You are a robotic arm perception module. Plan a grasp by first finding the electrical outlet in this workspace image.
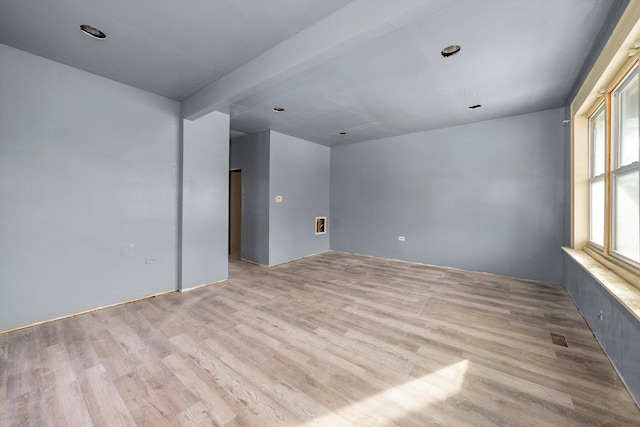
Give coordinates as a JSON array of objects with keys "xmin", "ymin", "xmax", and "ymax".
[
  {"xmin": 398, "ymin": 236, "xmax": 405, "ymax": 241},
  {"xmin": 145, "ymin": 258, "xmax": 157, "ymax": 264}
]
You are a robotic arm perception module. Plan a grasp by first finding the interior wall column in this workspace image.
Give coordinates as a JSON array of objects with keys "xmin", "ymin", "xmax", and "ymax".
[{"xmin": 181, "ymin": 111, "xmax": 230, "ymax": 290}]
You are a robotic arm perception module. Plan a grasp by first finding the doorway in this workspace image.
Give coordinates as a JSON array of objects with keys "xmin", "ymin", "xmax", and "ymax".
[{"xmin": 229, "ymin": 170, "xmax": 241, "ymax": 255}]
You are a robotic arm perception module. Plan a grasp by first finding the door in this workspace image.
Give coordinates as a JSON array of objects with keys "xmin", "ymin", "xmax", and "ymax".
[{"xmin": 229, "ymin": 170, "xmax": 241, "ymax": 255}]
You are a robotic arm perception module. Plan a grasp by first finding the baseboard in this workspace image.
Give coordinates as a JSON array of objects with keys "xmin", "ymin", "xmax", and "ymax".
[{"xmin": 0, "ymin": 289, "xmax": 176, "ymax": 335}]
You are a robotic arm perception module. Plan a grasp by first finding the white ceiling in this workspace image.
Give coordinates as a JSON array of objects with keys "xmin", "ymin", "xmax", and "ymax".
[{"xmin": 0, "ymin": 0, "xmax": 621, "ymax": 146}]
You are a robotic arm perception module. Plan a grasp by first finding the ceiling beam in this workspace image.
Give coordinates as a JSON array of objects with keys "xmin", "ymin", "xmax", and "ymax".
[{"xmin": 181, "ymin": 0, "xmax": 457, "ymax": 120}]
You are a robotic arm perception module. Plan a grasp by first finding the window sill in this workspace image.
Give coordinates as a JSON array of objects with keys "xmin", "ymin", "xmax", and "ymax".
[
  {"xmin": 582, "ymin": 243, "xmax": 640, "ymax": 289},
  {"xmin": 563, "ymin": 247, "xmax": 640, "ymax": 322}
]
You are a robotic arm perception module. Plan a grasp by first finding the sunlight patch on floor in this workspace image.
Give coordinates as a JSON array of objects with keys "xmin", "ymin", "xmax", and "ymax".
[{"xmin": 300, "ymin": 359, "xmax": 469, "ymax": 426}]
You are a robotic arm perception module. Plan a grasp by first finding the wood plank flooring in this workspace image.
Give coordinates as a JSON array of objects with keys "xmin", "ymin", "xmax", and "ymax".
[{"xmin": 1, "ymin": 251, "xmax": 639, "ymax": 426}]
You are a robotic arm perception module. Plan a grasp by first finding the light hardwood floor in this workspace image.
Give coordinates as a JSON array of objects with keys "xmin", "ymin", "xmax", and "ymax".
[{"xmin": 1, "ymin": 251, "xmax": 639, "ymax": 426}]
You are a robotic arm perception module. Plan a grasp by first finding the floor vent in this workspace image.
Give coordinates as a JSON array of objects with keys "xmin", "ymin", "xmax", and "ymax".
[{"xmin": 550, "ymin": 332, "xmax": 568, "ymax": 347}]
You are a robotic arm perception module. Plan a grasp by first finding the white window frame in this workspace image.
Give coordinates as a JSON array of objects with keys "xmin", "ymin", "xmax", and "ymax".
[
  {"xmin": 588, "ymin": 103, "xmax": 606, "ymax": 249},
  {"xmin": 610, "ymin": 66, "xmax": 640, "ymax": 264}
]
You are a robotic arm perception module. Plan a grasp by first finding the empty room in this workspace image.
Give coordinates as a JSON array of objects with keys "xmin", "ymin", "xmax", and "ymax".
[{"xmin": 2, "ymin": 0, "xmax": 640, "ymax": 425}]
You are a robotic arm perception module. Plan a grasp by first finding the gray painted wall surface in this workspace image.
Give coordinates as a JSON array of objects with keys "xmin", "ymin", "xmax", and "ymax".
[
  {"xmin": 563, "ymin": 253, "xmax": 640, "ymax": 405},
  {"xmin": 565, "ymin": 0, "xmax": 629, "ymax": 105},
  {"xmin": 229, "ymin": 136, "xmax": 242, "ymax": 170},
  {"xmin": 0, "ymin": 44, "xmax": 181, "ymax": 330},
  {"xmin": 181, "ymin": 111, "xmax": 230, "ymax": 289},
  {"xmin": 230, "ymin": 131, "xmax": 270, "ymax": 265},
  {"xmin": 269, "ymin": 131, "xmax": 330, "ymax": 266},
  {"xmin": 330, "ymin": 108, "xmax": 565, "ymax": 283}
]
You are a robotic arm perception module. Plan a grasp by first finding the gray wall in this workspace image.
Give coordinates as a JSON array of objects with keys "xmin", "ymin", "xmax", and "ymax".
[
  {"xmin": 230, "ymin": 130, "xmax": 330, "ymax": 266},
  {"xmin": 565, "ymin": 0, "xmax": 629, "ymax": 105},
  {"xmin": 182, "ymin": 111, "xmax": 230, "ymax": 289},
  {"xmin": 229, "ymin": 135, "xmax": 243, "ymax": 170},
  {"xmin": 230, "ymin": 131, "xmax": 270, "ymax": 265},
  {"xmin": 269, "ymin": 131, "xmax": 330, "ymax": 266},
  {"xmin": 330, "ymin": 108, "xmax": 565, "ymax": 283},
  {"xmin": 563, "ymin": 253, "xmax": 640, "ymax": 405},
  {"xmin": 0, "ymin": 44, "xmax": 181, "ymax": 330}
]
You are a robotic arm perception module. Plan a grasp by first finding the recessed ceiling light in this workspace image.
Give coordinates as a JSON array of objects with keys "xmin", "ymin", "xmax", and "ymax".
[
  {"xmin": 79, "ymin": 24, "xmax": 106, "ymax": 40},
  {"xmin": 441, "ymin": 45, "xmax": 461, "ymax": 57},
  {"xmin": 338, "ymin": 132, "xmax": 347, "ymax": 135},
  {"xmin": 273, "ymin": 107, "xmax": 285, "ymax": 112},
  {"xmin": 468, "ymin": 104, "xmax": 482, "ymax": 110}
]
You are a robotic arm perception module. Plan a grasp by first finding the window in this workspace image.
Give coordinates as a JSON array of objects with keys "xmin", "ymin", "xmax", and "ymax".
[
  {"xmin": 611, "ymin": 68, "xmax": 639, "ymax": 262},
  {"xmin": 570, "ymin": 7, "xmax": 640, "ymax": 292},
  {"xmin": 589, "ymin": 104, "xmax": 606, "ymax": 247},
  {"xmin": 587, "ymin": 63, "xmax": 640, "ymax": 268}
]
